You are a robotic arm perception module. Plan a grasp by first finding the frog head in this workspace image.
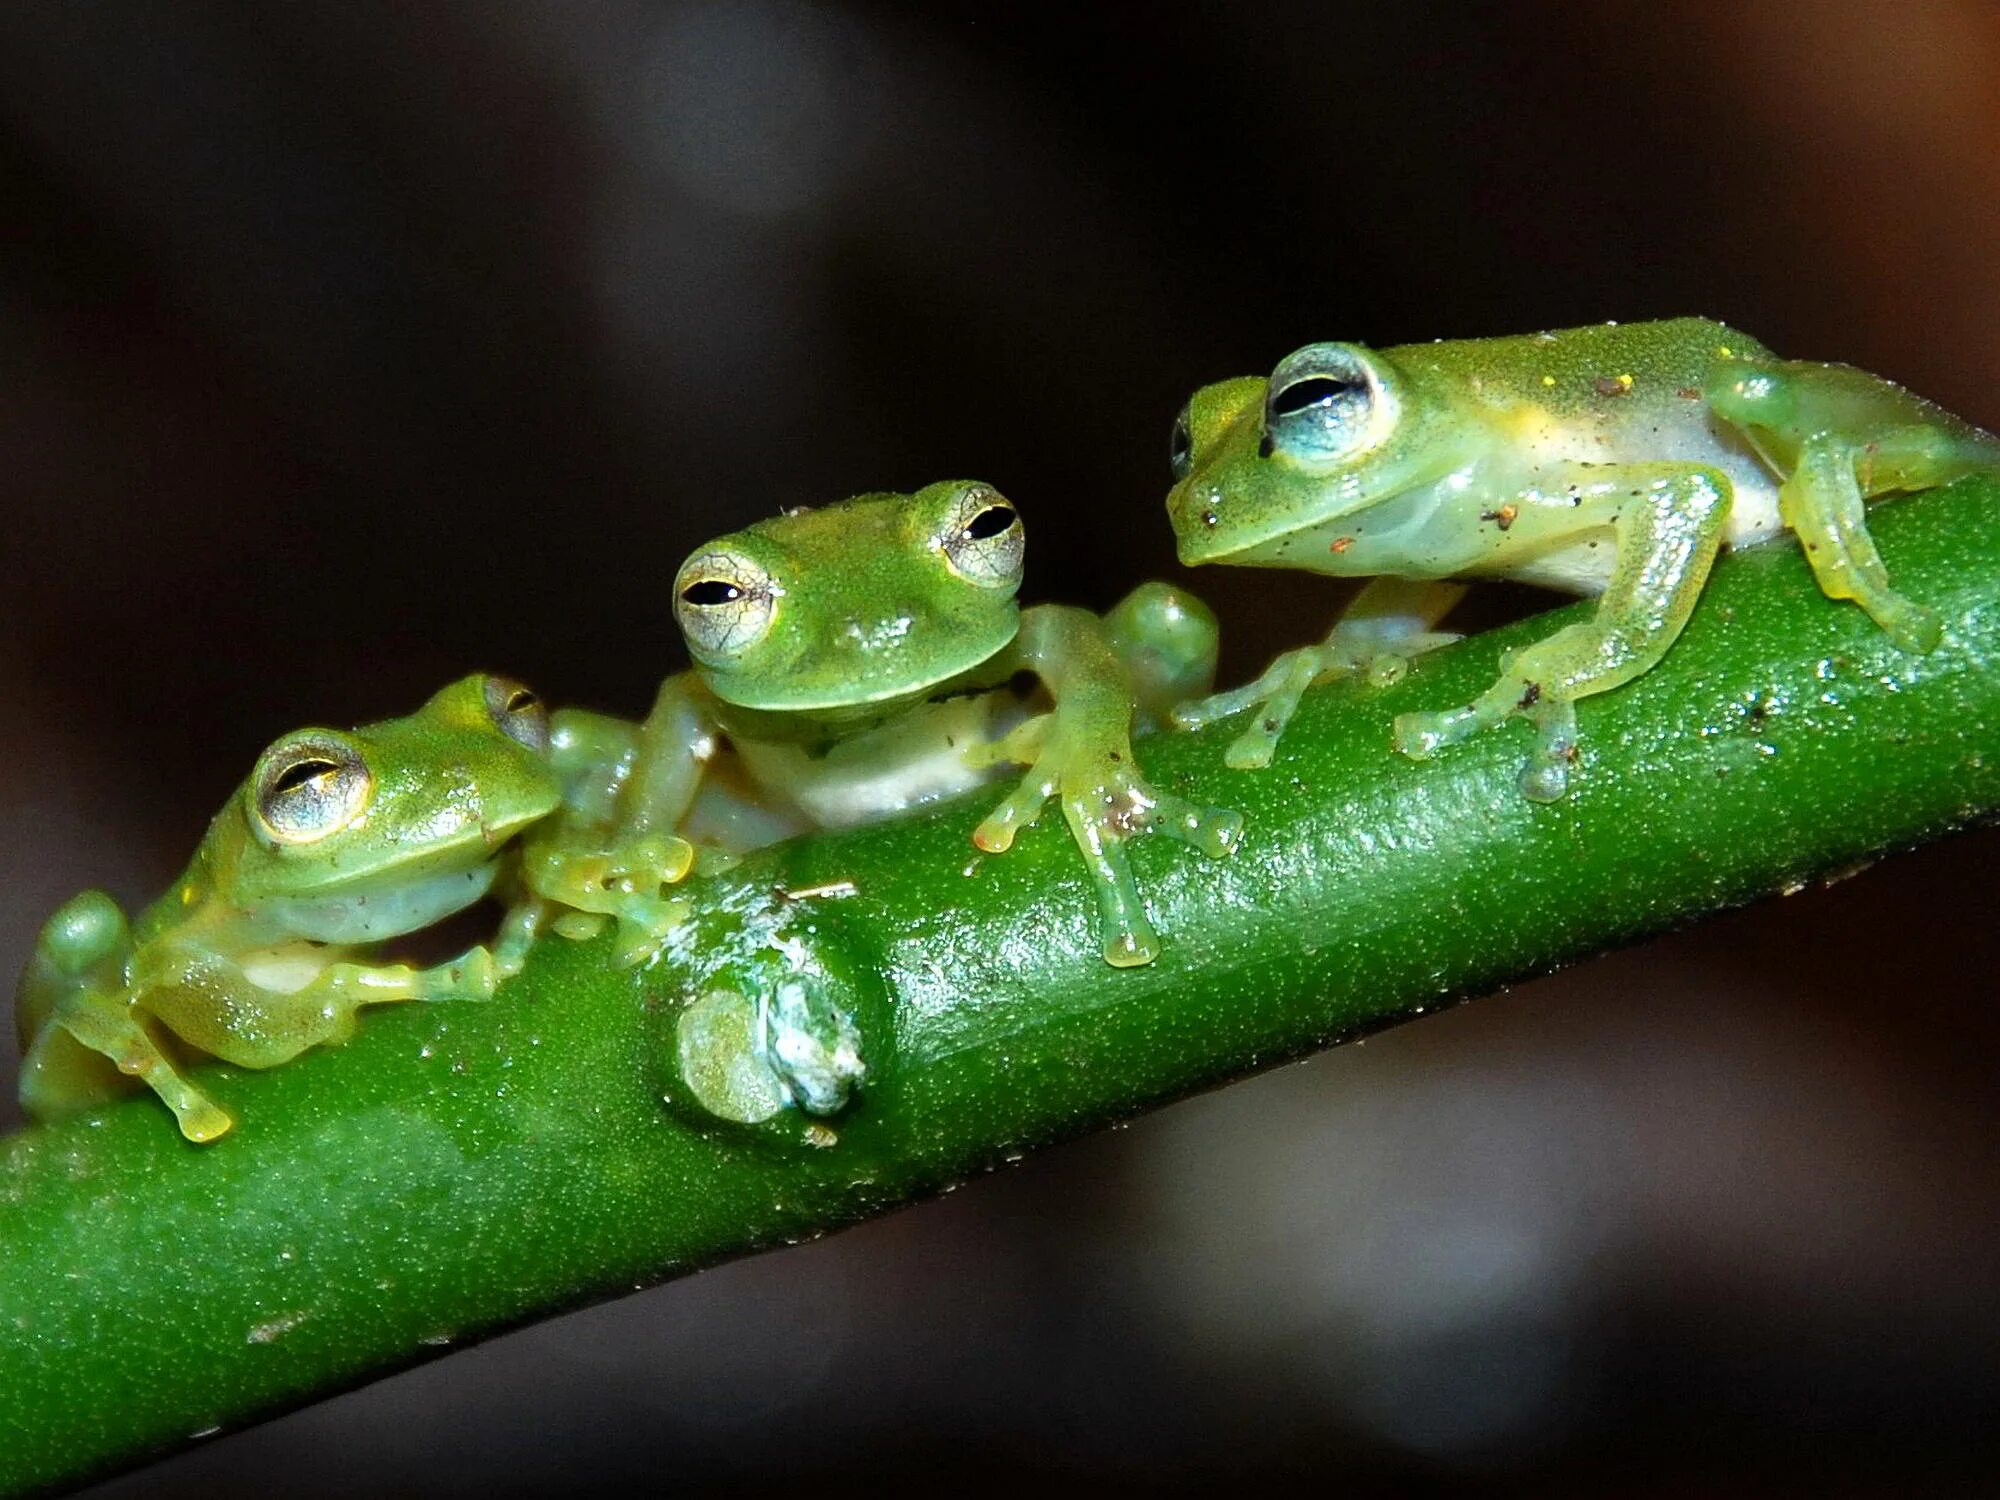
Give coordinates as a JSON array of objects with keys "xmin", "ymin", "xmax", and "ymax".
[
  {"xmin": 1166, "ymin": 342, "xmax": 1463, "ymax": 568},
  {"xmin": 673, "ymin": 479, "xmax": 1025, "ymax": 716},
  {"xmin": 193, "ymin": 674, "xmax": 562, "ymax": 942}
]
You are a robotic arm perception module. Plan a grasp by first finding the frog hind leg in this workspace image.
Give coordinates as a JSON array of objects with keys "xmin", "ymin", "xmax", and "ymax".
[
  {"xmin": 1777, "ymin": 432, "xmax": 1943, "ymax": 652},
  {"xmin": 27, "ymin": 994, "xmax": 234, "ymax": 1141},
  {"xmin": 1394, "ymin": 464, "xmax": 1732, "ymax": 802},
  {"xmin": 1174, "ymin": 575, "xmax": 1466, "ymax": 769},
  {"xmin": 515, "ymin": 833, "xmax": 694, "ymax": 966},
  {"xmin": 1706, "ymin": 354, "xmax": 2000, "ymax": 653},
  {"xmin": 16, "ymin": 893, "xmax": 234, "ymax": 1139},
  {"xmin": 1101, "ymin": 581, "xmax": 1221, "ymax": 729}
]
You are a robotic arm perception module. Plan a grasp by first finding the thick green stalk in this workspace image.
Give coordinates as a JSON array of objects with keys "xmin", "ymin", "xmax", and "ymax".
[{"xmin": 1, "ymin": 482, "xmax": 1994, "ymax": 1495}]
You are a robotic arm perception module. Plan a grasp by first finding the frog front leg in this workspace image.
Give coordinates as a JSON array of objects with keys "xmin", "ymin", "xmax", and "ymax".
[
  {"xmin": 1393, "ymin": 463, "xmax": 1732, "ymax": 801},
  {"xmin": 513, "ymin": 695, "xmax": 705, "ymax": 965},
  {"xmin": 1174, "ymin": 575, "xmax": 1467, "ymax": 769},
  {"xmin": 137, "ymin": 943, "xmax": 506, "ymax": 1080},
  {"xmin": 967, "ymin": 603, "xmax": 1244, "ymax": 967}
]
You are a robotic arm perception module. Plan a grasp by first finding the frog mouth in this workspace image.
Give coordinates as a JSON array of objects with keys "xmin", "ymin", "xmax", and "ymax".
[
  {"xmin": 705, "ymin": 618, "xmax": 1022, "ymax": 715},
  {"xmin": 260, "ymin": 791, "xmax": 556, "ymax": 947}
]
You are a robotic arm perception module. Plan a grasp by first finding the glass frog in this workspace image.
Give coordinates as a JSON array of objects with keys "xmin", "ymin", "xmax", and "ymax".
[
  {"xmin": 15, "ymin": 674, "xmax": 562, "ymax": 1141},
  {"xmin": 1166, "ymin": 317, "xmax": 1998, "ymax": 800},
  {"xmin": 531, "ymin": 480, "xmax": 1243, "ymax": 968}
]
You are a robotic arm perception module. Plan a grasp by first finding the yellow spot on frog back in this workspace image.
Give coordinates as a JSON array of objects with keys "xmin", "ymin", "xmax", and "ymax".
[{"xmin": 1540, "ymin": 374, "xmax": 1556, "ymax": 387}]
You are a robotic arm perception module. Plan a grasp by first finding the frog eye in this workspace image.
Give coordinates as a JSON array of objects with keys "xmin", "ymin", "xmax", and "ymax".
[
  {"xmin": 482, "ymin": 675, "xmax": 550, "ymax": 755},
  {"xmin": 251, "ymin": 732, "xmax": 374, "ymax": 846},
  {"xmin": 675, "ymin": 550, "xmax": 778, "ymax": 660},
  {"xmin": 1262, "ymin": 343, "xmax": 1394, "ymax": 464},
  {"xmin": 1168, "ymin": 404, "xmax": 1193, "ymax": 481},
  {"xmin": 939, "ymin": 483, "xmax": 1024, "ymax": 589}
]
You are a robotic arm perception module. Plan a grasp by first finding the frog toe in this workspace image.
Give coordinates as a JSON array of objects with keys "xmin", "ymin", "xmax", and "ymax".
[
  {"xmin": 1222, "ymin": 722, "xmax": 1282, "ymax": 770},
  {"xmin": 1392, "ymin": 706, "xmax": 1476, "ymax": 760},
  {"xmin": 1151, "ymin": 792, "xmax": 1244, "ymax": 858},
  {"xmin": 1102, "ymin": 924, "xmax": 1160, "ymax": 969},
  {"xmin": 1170, "ymin": 683, "xmax": 1259, "ymax": 732},
  {"xmin": 1879, "ymin": 596, "xmax": 1944, "ymax": 654}
]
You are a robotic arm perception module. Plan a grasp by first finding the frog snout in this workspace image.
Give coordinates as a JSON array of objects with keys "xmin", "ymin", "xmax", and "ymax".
[{"xmin": 1169, "ymin": 483, "xmax": 1226, "ymax": 562}]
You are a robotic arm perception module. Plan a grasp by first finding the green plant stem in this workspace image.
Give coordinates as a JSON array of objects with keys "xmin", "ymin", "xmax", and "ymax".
[{"xmin": 1, "ymin": 482, "xmax": 1995, "ymax": 1494}]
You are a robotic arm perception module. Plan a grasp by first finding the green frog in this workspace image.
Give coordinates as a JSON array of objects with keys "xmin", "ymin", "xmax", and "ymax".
[
  {"xmin": 532, "ymin": 480, "xmax": 1241, "ymax": 968},
  {"xmin": 16, "ymin": 674, "xmax": 561, "ymax": 1140},
  {"xmin": 1166, "ymin": 317, "xmax": 1996, "ymax": 799}
]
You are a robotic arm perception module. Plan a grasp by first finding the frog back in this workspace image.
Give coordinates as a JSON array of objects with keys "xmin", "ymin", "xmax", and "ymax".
[
  {"xmin": 1383, "ymin": 317, "xmax": 1771, "ymax": 425},
  {"xmin": 1392, "ymin": 318, "xmax": 1785, "ymax": 564}
]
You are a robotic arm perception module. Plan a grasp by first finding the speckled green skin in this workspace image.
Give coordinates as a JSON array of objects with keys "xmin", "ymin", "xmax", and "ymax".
[
  {"xmin": 15, "ymin": 675, "xmax": 561, "ymax": 1141},
  {"xmin": 528, "ymin": 480, "xmax": 1242, "ymax": 968},
  {"xmin": 0, "ymin": 482, "xmax": 1991, "ymax": 1498},
  {"xmin": 1169, "ymin": 318, "xmax": 2000, "ymax": 797}
]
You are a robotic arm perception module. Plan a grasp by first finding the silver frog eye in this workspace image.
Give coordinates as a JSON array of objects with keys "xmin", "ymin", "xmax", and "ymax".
[
  {"xmin": 251, "ymin": 731, "xmax": 374, "ymax": 845},
  {"xmin": 939, "ymin": 483, "xmax": 1024, "ymax": 588},
  {"xmin": 482, "ymin": 675, "xmax": 550, "ymax": 755},
  {"xmin": 675, "ymin": 549, "xmax": 779, "ymax": 661},
  {"xmin": 1262, "ymin": 343, "xmax": 1394, "ymax": 464}
]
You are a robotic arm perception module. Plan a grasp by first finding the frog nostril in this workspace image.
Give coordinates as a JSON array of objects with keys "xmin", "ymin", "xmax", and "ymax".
[{"xmin": 1201, "ymin": 508, "xmax": 1219, "ymax": 529}]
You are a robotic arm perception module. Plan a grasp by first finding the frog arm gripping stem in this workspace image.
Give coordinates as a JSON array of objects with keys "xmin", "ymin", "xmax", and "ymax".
[{"xmin": 0, "ymin": 479, "xmax": 1994, "ymax": 1495}]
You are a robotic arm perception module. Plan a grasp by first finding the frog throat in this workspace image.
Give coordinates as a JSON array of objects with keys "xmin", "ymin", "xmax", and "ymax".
[{"xmin": 695, "ymin": 616, "xmax": 1020, "ymax": 715}]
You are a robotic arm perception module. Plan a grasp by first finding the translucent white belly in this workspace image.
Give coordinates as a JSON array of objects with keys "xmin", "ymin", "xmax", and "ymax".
[
  {"xmin": 1507, "ymin": 409, "xmax": 1785, "ymax": 596},
  {"xmin": 737, "ymin": 693, "xmax": 1021, "ymax": 830}
]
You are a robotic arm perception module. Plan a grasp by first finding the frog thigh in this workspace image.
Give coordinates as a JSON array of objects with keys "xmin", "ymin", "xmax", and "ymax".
[
  {"xmin": 1705, "ymin": 356, "xmax": 1981, "ymax": 652},
  {"xmin": 19, "ymin": 1018, "xmax": 138, "ymax": 1119},
  {"xmin": 519, "ymin": 693, "xmax": 708, "ymax": 964},
  {"xmin": 1102, "ymin": 581, "xmax": 1220, "ymax": 725},
  {"xmin": 11, "ymin": 891, "xmax": 223, "ymax": 1135},
  {"xmin": 17, "ymin": 889, "xmax": 131, "ymax": 1036}
]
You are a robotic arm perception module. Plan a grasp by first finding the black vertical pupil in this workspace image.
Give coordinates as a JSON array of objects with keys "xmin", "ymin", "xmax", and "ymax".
[
  {"xmin": 505, "ymin": 691, "xmax": 539, "ymax": 714},
  {"xmin": 1269, "ymin": 375, "xmax": 1363, "ymax": 417},
  {"xmin": 682, "ymin": 580, "xmax": 744, "ymax": 606},
  {"xmin": 963, "ymin": 506, "xmax": 1017, "ymax": 541}
]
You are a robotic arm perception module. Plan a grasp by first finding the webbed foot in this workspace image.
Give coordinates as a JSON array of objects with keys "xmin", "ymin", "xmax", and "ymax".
[
  {"xmin": 971, "ymin": 716, "xmax": 1242, "ymax": 967},
  {"xmin": 1175, "ymin": 622, "xmax": 1460, "ymax": 770},
  {"xmin": 1394, "ymin": 689, "xmax": 1580, "ymax": 802},
  {"xmin": 521, "ymin": 832, "xmax": 697, "ymax": 966}
]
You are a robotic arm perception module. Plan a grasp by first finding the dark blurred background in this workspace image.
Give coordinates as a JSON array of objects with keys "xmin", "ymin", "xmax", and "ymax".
[{"xmin": 0, "ymin": 1, "xmax": 1995, "ymax": 1493}]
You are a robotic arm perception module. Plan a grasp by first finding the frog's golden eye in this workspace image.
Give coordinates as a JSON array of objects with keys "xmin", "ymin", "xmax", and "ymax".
[
  {"xmin": 1263, "ymin": 343, "xmax": 1395, "ymax": 465},
  {"xmin": 251, "ymin": 732, "xmax": 374, "ymax": 846},
  {"xmin": 675, "ymin": 550, "xmax": 778, "ymax": 660},
  {"xmin": 1168, "ymin": 404, "xmax": 1193, "ymax": 481},
  {"xmin": 939, "ymin": 483, "xmax": 1024, "ymax": 589},
  {"xmin": 482, "ymin": 674, "xmax": 550, "ymax": 755}
]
